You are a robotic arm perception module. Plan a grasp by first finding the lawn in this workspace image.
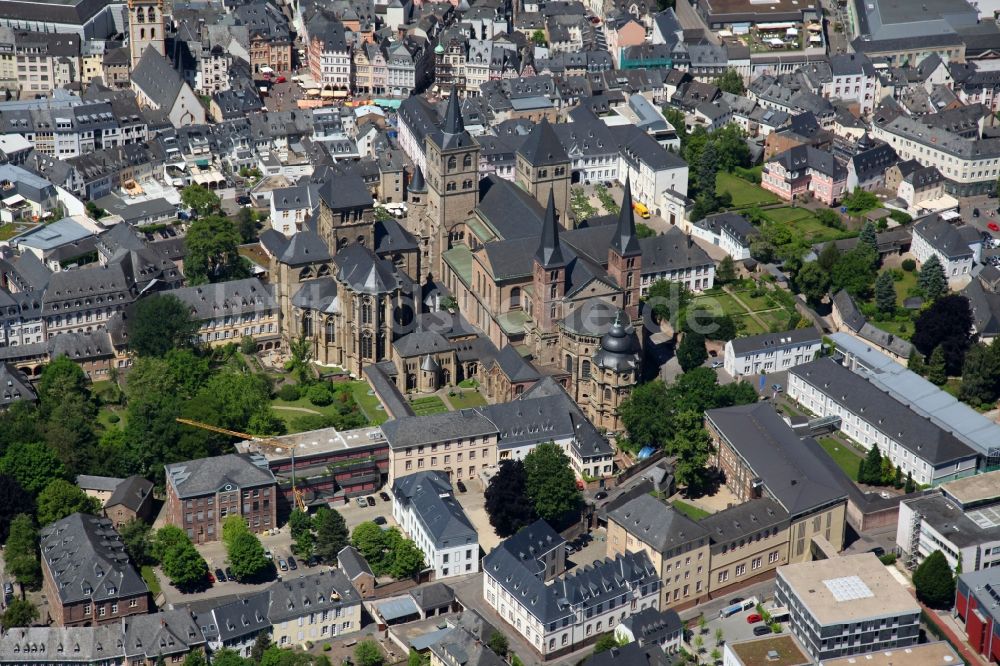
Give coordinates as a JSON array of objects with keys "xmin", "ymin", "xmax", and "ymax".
[
  {"xmin": 761, "ymin": 206, "xmax": 815, "ymax": 224},
  {"xmin": 270, "ymin": 380, "xmax": 386, "ymax": 429},
  {"xmin": 141, "ymin": 565, "xmax": 161, "ymax": 596},
  {"xmin": 869, "ymin": 318, "xmax": 912, "ymax": 340},
  {"xmin": 757, "ymin": 309, "xmax": 795, "ymax": 331},
  {"xmin": 347, "ymin": 380, "xmax": 387, "ymax": 425},
  {"xmin": 96, "ymin": 407, "xmax": 126, "ymax": 431},
  {"xmin": 691, "ymin": 292, "xmax": 746, "ymax": 317},
  {"xmin": 732, "ymin": 289, "xmax": 776, "ymax": 312},
  {"xmin": 0, "ymin": 224, "xmax": 18, "ymax": 241},
  {"xmin": 716, "ymin": 172, "xmax": 780, "ymax": 208},
  {"xmin": 886, "ymin": 268, "xmax": 918, "ymax": 307},
  {"xmin": 409, "ymin": 395, "xmax": 448, "ymax": 416},
  {"xmin": 818, "ymin": 436, "xmax": 861, "ymax": 482},
  {"xmin": 734, "ymin": 313, "xmax": 768, "ymax": 336},
  {"xmin": 446, "ymin": 390, "xmax": 487, "ymax": 409},
  {"xmin": 672, "ymin": 499, "xmax": 711, "ymax": 521}
]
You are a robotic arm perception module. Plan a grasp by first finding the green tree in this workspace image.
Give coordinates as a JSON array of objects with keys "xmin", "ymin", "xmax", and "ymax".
[
  {"xmin": 530, "ymin": 29, "xmax": 547, "ymax": 45},
  {"xmin": 859, "ymin": 221, "xmax": 878, "ymax": 257},
  {"xmin": 389, "ymin": 539, "xmax": 425, "ymax": 579},
  {"xmin": 408, "ymin": 650, "xmax": 428, "ymax": 666},
  {"xmin": 487, "ymin": 631, "xmax": 509, "ymax": 658},
  {"xmin": 289, "ymin": 509, "xmax": 314, "ymax": 558},
  {"xmin": 119, "ymin": 518, "xmax": 153, "ymax": 565},
  {"xmin": 593, "ymin": 633, "xmax": 622, "ymax": 654},
  {"xmin": 223, "ymin": 514, "xmax": 250, "ymax": 549},
  {"xmin": 484, "ymin": 459, "xmax": 538, "ymax": 537},
  {"xmin": 0, "ymin": 441, "xmax": 67, "ymax": 495},
  {"xmin": 285, "ymin": 336, "xmax": 314, "ymax": 384},
  {"xmin": 570, "ymin": 187, "xmax": 598, "ymax": 220},
  {"xmin": 151, "ymin": 525, "xmax": 189, "ymax": 562},
  {"xmin": 817, "ymin": 241, "xmax": 841, "ymax": 273},
  {"xmin": 228, "ymin": 532, "xmax": 270, "ymax": 582},
  {"xmin": 794, "ymin": 261, "xmax": 831, "ymax": 305},
  {"xmin": 912, "ymin": 294, "xmax": 973, "ymax": 376},
  {"xmin": 210, "ymin": 649, "xmax": 250, "ymax": 666},
  {"xmin": 1, "ymin": 598, "xmax": 38, "ymax": 629},
  {"xmin": 904, "ymin": 471, "xmax": 915, "ymax": 493},
  {"xmin": 960, "ymin": 342, "xmax": 1000, "ymax": 406},
  {"xmin": 127, "ymin": 295, "xmax": 198, "ymax": 357},
  {"xmin": 354, "ymin": 639, "xmax": 384, "ymax": 666},
  {"xmin": 716, "ymin": 256, "xmax": 737, "ymax": 285},
  {"xmin": 880, "ymin": 454, "xmax": 895, "ymax": 486},
  {"xmin": 676, "ymin": 330, "xmax": 708, "ymax": 372},
  {"xmin": 313, "ymin": 507, "xmax": 349, "ymax": 563},
  {"xmin": 918, "ymin": 254, "xmax": 947, "ymax": 301},
  {"xmin": 0, "ymin": 475, "xmax": 33, "ymax": 544},
  {"xmin": 831, "ymin": 246, "xmax": 877, "ymax": 298},
  {"xmin": 523, "ymin": 442, "xmax": 582, "ymax": 523},
  {"xmin": 251, "ymin": 632, "xmax": 272, "ymax": 665},
  {"xmin": 162, "ymin": 534, "xmax": 209, "ymax": 589},
  {"xmin": 912, "ymin": 550, "xmax": 955, "ymax": 608},
  {"xmin": 928, "ymin": 345, "xmax": 948, "ymax": 385},
  {"xmin": 696, "ymin": 142, "xmax": 720, "ymax": 195},
  {"xmin": 874, "ymin": 271, "xmax": 897, "ymax": 314},
  {"xmin": 184, "ymin": 215, "xmax": 250, "ymax": 284},
  {"xmin": 235, "ymin": 208, "xmax": 259, "ymax": 243},
  {"xmin": 182, "ymin": 653, "xmax": 208, "ymax": 666},
  {"xmin": 668, "ymin": 410, "xmax": 714, "ymax": 495},
  {"xmin": 859, "ymin": 444, "xmax": 883, "ymax": 485},
  {"xmin": 4, "ymin": 514, "xmax": 40, "ymax": 590},
  {"xmin": 352, "ymin": 521, "xmax": 390, "ymax": 573},
  {"xmin": 36, "ymin": 479, "xmax": 101, "ymax": 525},
  {"xmin": 843, "ymin": 188, "xmax": 878, "ymax": 213},
  {"xmin": 181, "ymin": 184, "xmax": 221, "ymax": 217},
  {"xmin": 716, "ymin": 68, "xmax": 744, "ymax": 95},
  {"xmin": 643, "ymin": 279, "xmax": 691, "ymax": 326}
]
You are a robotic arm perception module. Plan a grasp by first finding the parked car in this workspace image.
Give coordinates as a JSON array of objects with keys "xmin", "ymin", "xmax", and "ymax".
[
  {"xmin": 373, "ymin": 516, "xmax": 387, "ymax": 525},
  {"xmin": 276, "ymin": 76, "xmax": 287, "ymax": 83},
  {"xmin": 868, "ymin": 546, "xmax": 886, "ymax": 557},
  {"xmin": 379, "ymin": 491, "xmax": 391, "ymax": 502},
  {"xmin": 974, "ymin": 208, "xmax": 980, "ymax": 217},
  {"xmin": 356, "ymin": 496, "xmax": 367, "ymax": 507},
  {"xmin": 278, "ymin": 559, "xmax": 289, "ymax": 572},
  {"xmin": 226, "ymin": 567, "xmax": 235, "ymax": 580},
  {"xmin": 207, "ymin": 571, "xmax": 216, "ymax": 583},
  {"xmin": 288, "ymin": 557, "xmax": 298, "ymax": 570},
  {"xmin": 595, "ymin": 491, "xmax": 608, "ymax": 500},
  {"xmin": 565, "ymin": 544, "xmax": 576, "ymax": 555},
  {"xmin": 265, "ymin": 549, "xmax": 273, "ymax": 560},
  {"xmin": 366, "ymin": 496, "xmax": 376, "ymax": 507},
  {"xmin": 753, "ymin": 625, "xmax": 772, "ymax": 636},
  {"xmin": 990, "ymin": 222, "xmax": 1000, "ymax": 232},
  {"xmin": 307, "ymin": 555, "xmax": 320, "ymax": 567},
  {"xmin": 711, "ymin": 361, "xmax": 723, "ymax": 369},
  {"xmin": 215, "ymin": 568, "xmax": 227, "ymax": 583},
  {"xmin": 236, "ymin": 195, "xmax": 252, "ymax": 207},
  {"xmin": 456, "ymin": 480, "xmax": 467, "ymax": 493},
  {"xmin": 746, "ymin": 614, "xmax": 763, "ymax": 624},
  {"xmin": 771, "ymin": 383, "xmax": 783, "ymax": 393},
  {"xmin": 728, "ymin": 597, "xmax": 744, "ymax": 606}
]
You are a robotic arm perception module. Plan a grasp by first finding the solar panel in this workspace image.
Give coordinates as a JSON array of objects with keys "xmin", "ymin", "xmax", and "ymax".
[{"xmin": 823, "ymin": 576, "xmax": 874, "ymax": 602}]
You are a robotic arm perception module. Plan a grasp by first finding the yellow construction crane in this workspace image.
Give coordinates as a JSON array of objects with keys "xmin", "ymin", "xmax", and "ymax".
[{"xmin": 175, "ymin": 418, "xmax": 307, "ymax": 512}]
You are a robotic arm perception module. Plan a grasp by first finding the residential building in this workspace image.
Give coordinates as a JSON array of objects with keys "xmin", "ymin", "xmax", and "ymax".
[
  {"xmin": 788, "ymin": 357, "xmax": 978, "ymax": 486},
  {"xmin": 338, "ymin": 546, "xmax": 376, "ymax": 598},
  {"xmin": 639, "ymin": 227, "xmax": 716, "ymax": 294},
  {"xmin": 122, "ymin": 609, "xmax": 207, "ymax": 664},
  {"xmin": 76, "ymin": 474, "xmax": 123, "ymax": 505},
  {"xmin": 606, "ymin": 494, "xmax": 711, "ymax": 609},
  {"xmin": 164, "ymin": 454, "xmax": 278, "ymax": 543},
  {"xmin": 13, "ymin": 31, "xmax": 80, "ymax": 96},
  {"xmin": 886, "ymin": 161, "xmax": 946, "ymax": 213},
  {"xmin": 848, "ymin": 0, "xmax": 976, "ymax": 65},
  {"xmin": 896, "ymin": 471, "xmax": 1000, "ymax": 572},
  {"xmin": 498, "ymin": 520, "xmax": 566, "ymax": 582},
  {"xmin": 267, "ymin": 570, "xmax": 363, "ymax": 647},
  {"xmin": 269, "ymin": 184, "xmax": 321, "ymax": 236},
  {"xmin": 722, "ymin": 327, "xmax": 822, "ymax": 378},
  {"xmin": 705, "ymin": 403, "xmax": 849, "ymax": 562},
  {"xmin": 762, "ymin": 145, "xmax": 847, "ymax": 205},
  {"xmin": 391, "ymin": 471, "xmax": 479, "ymax": 579},
  {"xmin": 775, "ymin": 553, "xmax": 921, "ymax": 661},
  {"xmin": 955, "ymin": 568, "xmax": 1000, "ymax": 663},
  {"xmin": 701, "ymin": 498, "xmax": 793, "ymax": 596},
  {"xmin": 689, "ymin": 211, "xmax": 758, "ymax": 261},
  {"xmin": 103, "ymin": 475, "xmax": 155, "ymax": 528},
  {"xmin": 195, "ymin": 591, "xmax": 271, "ymax": 657},
  {"xmin": 483, "ymin": 543, "xmax": 660, "ymax": 659},
  {"xmin": 803, "ymin": 53, "xmax": 878, "ymax": 116},
  {"xmin": 846, "ymin": 142, "xmax": 898, "ymax": 192},
  {"xmin": 0, "ymin": 361, "xmax": 35, "ymax": 407},
  {"xmin": 583, "ymin": 642, "xmax": 672, "ymax": 666},
  {"xmin": 911, "ymin": 214, "xmax": 980, "ymax": 280},
  {"xmin": 167, "ymin": 278, "xmax": 281, "ymax": 351},
  {"xmin": 40, "ymin": 513, "xmax": 150, "ymax": 627},
  {"xmin": 614, "ymin": 607, "xmax": 683, "ymax": 654}
]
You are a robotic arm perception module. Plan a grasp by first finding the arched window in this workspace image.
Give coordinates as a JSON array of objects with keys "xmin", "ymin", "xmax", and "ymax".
[
  {"xmin": 148, "ymin": 7, "xmax": 156, "ymax": 21},
  {"xmin": 463, "ymin": 154, "xmax": 473, "ymax": 168},
  {"xmin": 302, "ymin": 314, "xmax": 313, "ymax": 337},
  {"xmin": 510, "ymin": 286, "xmax": 521, "ymax": 308},
  {"xmin": 150, "ymin": 28, "xmax": 156, "ymax": 39},
  {"xmin": 135, "ymin": 7, "xmax": 145, "ymax": 22},
  {"xmin": 361, "ymin": 331, "xmax": 373, "ymax": 359},
  {"xmin": 565, "ymin": 355, "xmax": 573, "ymax": 373},
  {"xmin": 446, "ymin": 182, "xmax": 456, "ymax": 191},
  {"xmin": 581, "ymin": 360, "xmax": 591, "ymax": 379},
  {"xmin": 447, "ymin": 156, "xmax": 457, "ymax": 170},
  {"xmin": 140, "ymin": 28, "xmax": 145, "ymax": 39},
  {"xmin": 604, "ymin": 387, "xmax": 612, "ymax": 401},
  {"xmin": 325, "ymin": 319, "xmax": 335, "ymax": 341},
  {"xmin": 361, "ymin": 298, "xmax": 372, "ymax": 325}
]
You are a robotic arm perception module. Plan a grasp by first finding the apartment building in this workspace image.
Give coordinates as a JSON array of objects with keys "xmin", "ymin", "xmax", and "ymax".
[
  {"xmin": 14, "ymin": 31, "xmax": 80, "ymax": 96},
  {"xmin": 871, "ymin": 113, "xmax": 1000, "ymax": 196},
  {"xmin": 762, "ymin": 145, "xmax": 847, "ymax": 205},
  {"xmin": 701, "ymin": 498, "xmax": 792, "ymax": 595},
  {"xmin": 381, "ymin": 410, "xmax": 498, "ymax": 486},
  {"xmin": 606, "ymin": 494, "xmax": 711, "ymax": 609},
  {"xmin": 615, "ymin": 126, "xmax": 689, "ymax": 212},
  {"xmin": 722, "ymin": 327, "xmax": 821, "ymax": 378},
  {"xmin": 776, "ymin": 553, "xmax": 921, "ymax": 661},
  {"xmin": 638, "ymin": 228, "xmax": 716, "ymax": 295},
  {"xmin": 788, "ymin": 357, "xmax": 979, "ymax": 486},
  {"xmin": 896, "ymin": 470, "xmax": 1000, "ymax": 572},
  {"xmin": 483, "ymin": 544, "xmax": 660, "ymax": 659},
  {"xmin": 706, "ymin": 403, "xmax": 849, "ymax": 562},
  {"xmin": 911, "ymin": 214, "xmax": 980, "ymax": 280},
  {"xmin": 267, "ymin": 570, "xmax": 363, "ymax": 647},
  {"xmin": 40, "ymin": 514, "xmax": 150, "ymax": 627},
  {"xmin": 391, "ymin": 471, "xmax": 479, "ymax": 580},
  {"xmin": 164, "ymin": 454, "xmax": 278, "ymax": 543},
  {"xmin": 689, "ymin": 212, "xmax": 758, "ymax": 261},
  {"xmin": 168, "ymin": 278, "xmax": 280, "ymax": 350}
]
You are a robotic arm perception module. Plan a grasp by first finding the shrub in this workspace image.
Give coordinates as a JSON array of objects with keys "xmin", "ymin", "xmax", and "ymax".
[
  {"xmin": 323, "ymin": 644, "xmax": 332, "ymax": 652},
  {"xmin": 307, "ymin": 384, "xmax": 334, "ymax": 407},
  {"xmin": 108, "ymin": 414, "xmax": 120, "ymax": 424},
  {"xmin": 277, "ymin": 384, "xmax": 301, "ymax": 401},
  {"xmin": 902, "ymin": 259, "xmax": 916, "ymax": 272},
  {"xmin": 879, "ymin": 553, "xmax": 897, "ymax": 565}
]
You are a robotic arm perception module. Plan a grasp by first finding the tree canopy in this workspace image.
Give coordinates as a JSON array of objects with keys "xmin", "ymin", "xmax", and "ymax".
[
  {"xmin": 4, "ymin": 514, "xmax": 40, "ymax": 589},
  {"xmin": 312, "ymin": 507, "xmax": 349, "ymax": 564},
  {"xmin": 918, "ymin": 255, "xmax": 947, "ymax": 302},
  {"xmin": 484, "ymin": 459, "xmax": 538, "ymax": 537},
  {"xmin": 180, "ymin": 184, "xmax": 221, "ymax": 217},
  {"xmin": 126, "ymin": 295, "xmax": 198, "ymax": 357},
  {"xmin": 912, "ymin": 294, "xmax": 973, "ymax": 376},
  {"xmin": 524, "ymin": 442, "xmax": 582, "ymax": 523},
  {"xmin": 913, "ymin": 550, "xmax": 955, "ymax": 609},
  {"xmin": 36, "ymin": 479, "xmax": 101, "ymax": 525},
  {"xmin": 184, "ymin": 215, "xmax": 250, "ymax": 285}
]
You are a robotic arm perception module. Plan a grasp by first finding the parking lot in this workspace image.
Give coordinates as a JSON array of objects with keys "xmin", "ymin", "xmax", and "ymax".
[{"xmin": 693, "ymin": 592, "xmax": 787, "ymax": 650}]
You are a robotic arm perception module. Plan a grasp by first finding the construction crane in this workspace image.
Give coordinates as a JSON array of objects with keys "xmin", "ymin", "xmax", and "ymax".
[{"xmin": 175, "ymin": 418, "xmax": 307, "ymax": 512}]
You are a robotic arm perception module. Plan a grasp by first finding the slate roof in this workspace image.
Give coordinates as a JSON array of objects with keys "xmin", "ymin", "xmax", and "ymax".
[
  {"xmin": 492, "ymin": 344, "xmax": 541, "ymax": 382},
  {"xmin": 392, "ymin": 471, "xmax": 478, "ymax": 550},
  {"xmin": 0, "ymin": 626, "xmax": 125, "ymax": 663},
  {"xmin": 267, "ymin": 570, "xmax": 362, "ymax": 624},
  {"xmin": 606, "ymin": 494, "xmax": 708, "ymax": 553},
  {"xmin": 0, "ymin": 362, "xmax": 35, "ymax": 407},
  {"xmin": 497, "ymin": 519, "xmax": 565, "ymax": 564},
  {"xmin": 516, "ymin": 119, "xmax": 568, "ymax": 167},
  {"xmin": 165, "ymin": 454, "xmax": 275, "ymax": 500},
  {"xmin": 130, "ymin": 49, "xmax": 185, "ymax": 110},
  {"xmin": 850, "ymin": 143, "xmax": 898, "ymax": 182},
  {"xmin": 380, "ymin": 410, "xmax": 498, "ymax": 450},
  {"xmin": 583, "ymin": 642, "xmax": 671, "ymax": 666},
  {"xmin": 276, "ymin": 230, "xmax": 331, "ymax": 265},
  {"xmin": 39, "ymin": 513, "xmax": 148, "ymax": 605},
  {"xmin": 790, "ymin": 358, "xmax": 977, "ymax": 466},
  {"xmin": 430, "ymin": 625, "xmax": 506, "ymax": 666},
  {"xmin": 334, "ymin": 243, "xmax": 412, "ymax": 295},
  {"xmin": 695, "ymin": 211, "xmax": 758, "ymax": 245},
  {"xmin": 618, "ymin": 607, "xmax": 683, "ymax": 648},
  {"xmin": 729, "ymin": 327, "xmax": 821, "ymax": 357},
  {"xmin": 76, "ymin": 475, "xmax": 124, "ymax": 494},
  {"xmin": 914, "ymin": 214, "xmax": 977, "ymax": 259},
  {"xmin": 122, "ymin": 609, "xmax": 205, "ymax": 660},
  {"xmin": 170, "ymin": 278, "xmax": 276, "ymax": 321},
  {"xmin": 205, "ymin": 591, "xmax": 271, "ymax": 642},
  {"xmin": 769, "ymin": 144, "xmax": 846, "ymax": 179},
  {"xmin": 699, "ymin": 498, "xmax": 789, "ymax": 551},
  {"xmin": 963, "ymin": 278, "xmax": 1000, "ymax": 338},
  {"xmin": 338, "ymin": 545, "xmax": 373, "ymax": 580},
  {"xmin": 704, "ymin": 403, "xmax": 850, "ymax": 517},
  {"xmin": 640, "ymin": 227, "xmax": 714, "ymax": 274},
  {"xmin": 105, "ymin": 475, "xmax": 153, "ymax": 512},
  {"xmin": 409, "ymin": 582, "xmax": 456, "ymax": 612}
]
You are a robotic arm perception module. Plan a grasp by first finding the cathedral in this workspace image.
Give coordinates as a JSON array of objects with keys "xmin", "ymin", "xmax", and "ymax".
[{"xmin": 263, "ymin": 86, "xmax": 710, "ymax": 433}]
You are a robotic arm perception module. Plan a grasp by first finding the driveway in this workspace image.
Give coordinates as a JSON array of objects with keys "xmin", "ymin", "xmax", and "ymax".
[{"xmin": 453, "ymin": 478, "xmax": 499, "ymax": 553}]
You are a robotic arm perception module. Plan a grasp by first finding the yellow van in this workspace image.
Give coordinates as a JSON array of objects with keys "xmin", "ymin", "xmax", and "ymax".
[{"xmin": 632, "ymin": 201, "xmax": 651, "ymax": 219}]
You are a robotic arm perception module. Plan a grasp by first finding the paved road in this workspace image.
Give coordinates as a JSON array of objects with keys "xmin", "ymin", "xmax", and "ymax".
[{"xmin": 822, "ymin": 0, "xmax": 851, "ymax": 54}]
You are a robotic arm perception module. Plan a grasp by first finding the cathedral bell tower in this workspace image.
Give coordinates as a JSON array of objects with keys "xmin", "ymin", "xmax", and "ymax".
[
  {"xmin": 607, "ymin": 177, "xmax": 642, "ymax": 321},
  {"xmin": 129, "ymin": 0, "xmax": 166, "ymax": 69},
  {"xmin": 531, "ymin": 189, "xmax": 566, "ymax": 334}
]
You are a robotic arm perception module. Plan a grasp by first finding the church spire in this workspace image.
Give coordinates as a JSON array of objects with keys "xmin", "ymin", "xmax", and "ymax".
[
  {"xmin": 611, "ymin": 176, "xmax": 641, "ymax": 257},
  {"xmin": 442, "ymin": 84, "xmax": 464, "ymax": 136},
  {"xmin": 534, "ymin": 189, "xmax": 565, "ymax": 268}
]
